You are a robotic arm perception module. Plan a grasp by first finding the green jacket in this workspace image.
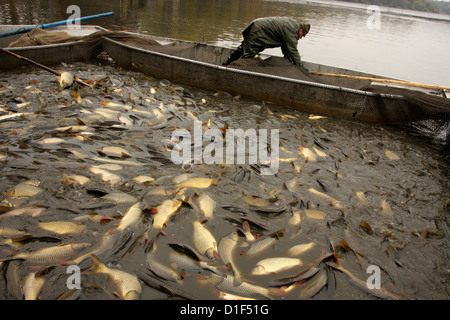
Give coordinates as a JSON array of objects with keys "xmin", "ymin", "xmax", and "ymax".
[{"xmin": 241, "ymin": 17, "xmax": 302, "ymax": 67}]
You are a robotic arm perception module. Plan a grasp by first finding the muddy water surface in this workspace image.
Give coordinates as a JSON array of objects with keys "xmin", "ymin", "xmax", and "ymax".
[{"xmin": 0, "ymin": 61, "xmax": 449, "ymax": 300}]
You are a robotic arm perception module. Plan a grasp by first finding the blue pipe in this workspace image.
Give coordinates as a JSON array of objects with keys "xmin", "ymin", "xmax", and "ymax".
[{"xmin": 0, "ymin": 12, "xmax": 114, "ymax": 38}]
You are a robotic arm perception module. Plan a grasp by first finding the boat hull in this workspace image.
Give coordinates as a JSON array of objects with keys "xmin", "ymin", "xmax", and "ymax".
[{"xmin": 102, "ymin": 36, "xmax": 413, "ymax": 124}]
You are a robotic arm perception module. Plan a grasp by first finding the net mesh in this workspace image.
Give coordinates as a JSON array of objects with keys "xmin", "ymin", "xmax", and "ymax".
[{"xmin": 6, "ymin": 29, "xmax": 450, "ymax": 147}]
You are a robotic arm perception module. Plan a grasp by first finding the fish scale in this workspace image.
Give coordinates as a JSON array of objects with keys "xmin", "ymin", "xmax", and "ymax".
[
  {"xmin": 3, "ymin": 243, "xmax": 91, "ymax": 264},
  {"xmin": 192, "ymin": 220, "xmax": 218, "ymax": 260},
  {"xmin": 90, "ymin": 254, "xmax": 142, "ymax": 300}
]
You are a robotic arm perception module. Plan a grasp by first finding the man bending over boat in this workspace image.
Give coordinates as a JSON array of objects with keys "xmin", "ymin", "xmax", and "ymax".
[{"xmin": 222, "ymin": 17, "xmax": 310, "ymax": 70}]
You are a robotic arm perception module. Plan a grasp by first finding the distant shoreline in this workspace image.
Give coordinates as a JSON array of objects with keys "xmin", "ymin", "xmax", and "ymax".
[{"xmin": 296, "ymin": 0, "xmax": 450, "ymax": 22}]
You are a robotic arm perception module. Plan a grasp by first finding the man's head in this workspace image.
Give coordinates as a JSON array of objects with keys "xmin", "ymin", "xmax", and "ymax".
[{"xmin": 299, "ymin": 24, "xmax": 310, "ymax": 39}]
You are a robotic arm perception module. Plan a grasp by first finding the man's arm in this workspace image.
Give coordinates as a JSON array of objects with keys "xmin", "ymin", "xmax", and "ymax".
[{"xmin": 281, "ymin": 39, "xmax": 302, "ymax": 67}]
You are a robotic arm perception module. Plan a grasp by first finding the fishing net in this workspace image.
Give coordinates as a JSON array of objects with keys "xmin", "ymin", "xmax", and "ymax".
[{"xmin": 6, "ymin": 29, "xmax": 450, "ymax": 147}]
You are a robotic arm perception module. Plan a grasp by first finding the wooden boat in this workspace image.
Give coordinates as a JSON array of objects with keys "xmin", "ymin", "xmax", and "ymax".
[
  {"xmin": 101, "ymin": 31, "xmax": 450, "ymax": 125},
  {"xmin": 0, "ymin": 25, "xmax": 105, "ymax": 69}
]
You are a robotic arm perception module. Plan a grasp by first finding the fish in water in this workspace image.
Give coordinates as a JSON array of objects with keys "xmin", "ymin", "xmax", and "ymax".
[
  {"xmin": 37, "ymin": 221, "xmax": 87, "ymax": 235},
  {"xmin": 308, "ymin": 188, "xmax": 345, "ymax": 209},
  {"xmin": 288, "ymin": 208, "xmax": 302, "ymax": 227},
  {"xmin": 0, "ymin": 112, "xmax": 32, "ymax": 122},
  {"xmin": 327, "ymin": 261, "xmax": 406, "ymax": 300},
  {"xmin": 89, "ymin": 166, "xmax": 122, "ymax": 186},
  {"xmin": 218, "ymin": 232, "xmax": 243, "ymax": 286},
  {"xmin": 175, "ymin": 177, "xmax": 218, "ymax": 189},
  {"xmin": 245, "ymin": 236, "xmax": 277, "ymax": 257},
  {"xmin": 287, "ymin": 242, "xmax": 317, "ymax": 257},
  {"xmin": 380, "ymin": 199, "xmax": 394, "ymax": 215},
  {"xmin": 132, "ymin": 175, "xmax": 155, "ymax": 184},
  {"xmin": 167, "ymin": 243, "xmax": 224, "ymax": 276},
  {"xmin": 2, "ymin": 183, "xmax": 43, "ymax": 198},
  {"xmin": 21, "ymin": 271, "xmax": 46, "ymax": 300},
  {"xmin": 242, "ymin": 194, "xmax": 272, "ymax": 207},
  {"xmin": 146, "ymin": 240, "xmax": 182, "ymax": 283},
  {"xmin": 116, "ymin": 202, "xmax": 143, "ymax": 233},
  {"xmin": 293, "ymin": 268, "xmax": 328, "ymax": 299},
  {"xmin": 70, "ymin": 229, "xmax": 123, "ymax": 265},
  {"xmin": 88, "ymin": 254, "xmax": 142, "ymax": 300},
  {"xmin": 61, "ymin": 174, "xmax": 91, "ymax": 186},
  {"xmin": 0, "ymin": 226, "xmax": 29, "ymax": 238},
  {"xmin": 356, "ymin": 191, "xmax": 369, "ymax": 205},
  {"xmin": 385, "ymin": 149, "xmax": 400, "ymax": 161},
  {"xmin": 208, "ymin": 274, "xmax": 284, "ymax": 300},
  {"xmin": 5, "ymin": 260, "xmax": 23, "ymax": 300},
  {"xmin": 197, "ymin": 193, "xmax": 216, "ymax": 219},
  {"xmin": 298, "ymin": 147, "xmax": 317, "ymax": 162},
  {"xmin": 2, "ymin": 243, "xmax": 91, "ymax": 264},
  {"xmin": 58, "ymin": 72, "xmax": 74, "ymax": 89},
  {"xmin": 0, "ymin": 206, "xmax": 47, "ymax": 219},
  {"xmin": 304, "ymin": 209, "xmax": 328, "ymax": 220},
  {"xmin": 241, "ymin": 220, "xmax": 256, "ymax": 242},
  {"xmin": 192, "ymin": 220, "xmax": 219, "ymax": 260},
  {"xmin": 149, "ymin": 199, "xmax": 183, "ymax": 230},
  {"xmin": 101, "ymin": 192, "xmax": 138, "ymax": 204},
  {"xmin": 144, "ymin": 198, "xmax": 183, "ymax": 246},
  {"xmin": 98, "ymin": 146, "xmax": 131, "ymax": 158},
  {"xmin": 251, "ymin": 257, "xmax": 303, "ymax": 275}
]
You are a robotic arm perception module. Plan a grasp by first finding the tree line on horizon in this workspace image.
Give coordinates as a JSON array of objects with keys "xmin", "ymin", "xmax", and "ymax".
[{"xmin": 333, "ymin": 0, "xmax": 450, "ymax": 14}]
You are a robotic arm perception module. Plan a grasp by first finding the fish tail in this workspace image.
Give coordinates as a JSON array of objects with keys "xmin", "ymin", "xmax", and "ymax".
[
  {"xmin": 144, "ymin": 229, "xmax": 160, "ymax": 253},
  {"xmin": 89, "ymin": 254, "xmax": 105, "ymax": 272}
]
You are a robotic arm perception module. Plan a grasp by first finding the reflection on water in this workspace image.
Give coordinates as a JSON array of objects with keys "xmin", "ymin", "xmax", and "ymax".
[{"xmin": 1, "ymin": 0, "xmax": 450, "ymax": 85}]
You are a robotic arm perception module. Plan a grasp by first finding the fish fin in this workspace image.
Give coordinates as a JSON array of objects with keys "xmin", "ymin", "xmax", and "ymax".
[
  {"xmin": 35, "ymin": 265, "xmax": 56, "ymax": 277},
  {"xmin": 60, "ymin": 259, "xmax": 76, "ymax": 266},
  {"xmin": 100, "ymin": 216, "xmax": 114, "ymax": 224},
  {"xmin": 89, "ymin": 254, "xmax": 104, "ymax": 272},
  {"xmin": 325, "ymin": 261, "xmax": 341, "ymax": 271},
  {"xmin": 28, "ymin": 265, "xmax": 41, "ymax": 272},
  {"xmin": 144, "ymin": 230, "xmax": 160, "ymax": 253},
  {"xmin": 1, "ymin": 249, "xmax": 15, "ymax": 256},
  {"xmin": 268, "ymin": 287, "xmax": 285, "ymax": 297},
  {"xmin": 242, "ymin": 220, "xmax": 251, "ymax": 231},
  {"xmin": 112, "ymin": 291, "xmax": 121, "ymax": 299}
]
